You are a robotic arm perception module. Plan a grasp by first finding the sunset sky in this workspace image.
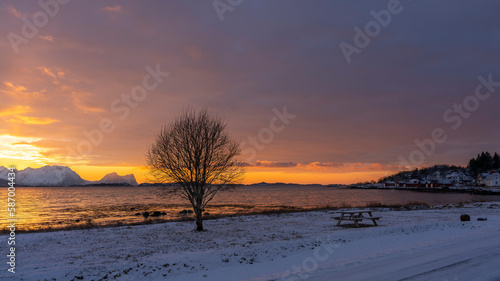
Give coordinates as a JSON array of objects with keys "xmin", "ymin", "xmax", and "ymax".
[{"xmin": 1, "ymin": 1, "xmax": 499, "ymax": 184}]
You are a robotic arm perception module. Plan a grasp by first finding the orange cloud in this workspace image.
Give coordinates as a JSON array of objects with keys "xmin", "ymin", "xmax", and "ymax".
[
  {"xmin": 3, "ymin": 82, "xmax": 27, "ymax": 93},
  {"xmin": 9, "ymin": 116, "xmax": 59, "ymax": 125},
  {"xmin": 7, "ymin": 5, "xmax": 22, "ymax": 18},
  {"xmin": 244, "ymin": 161, "xmax": 401, "ymax": 177},
  {"xmin": 185, "ymin": 46, "xmax": 203, "ymax": 60},
  {"xmin": 102, "ymin": 6, "xmax": 123, "ymax": 13},
  {"xmin": 72, "ymin": 92, "xmax": 105, "ymax": 112},
  {"xmin": 245, "ymin": 160, "xmax": 298, "ymax": 168},
  {"xmin": 304, "ymin": 162, "xmax": 398, "ymax": 173},
  {"xmin": 2, "ymin": 82, "xmax": 45, "ymax": 99},
  {"xmin": 37, "ymin": 67, "xmax": 58, "ymax": 79},
  {"xmin": 38, "ymin": 35, "xmax": 55, "ymax": 42},
  {"xmin": 0, "ymin": 105, "xmax": 31, "ymax": 117},
  {"xmin": 304, "ymin": 162, "xmax": 343, "ymax": 170}
]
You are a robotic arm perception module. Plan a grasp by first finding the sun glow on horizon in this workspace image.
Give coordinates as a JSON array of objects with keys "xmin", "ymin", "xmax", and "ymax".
[
  {"xmin": 0, "ymin": 135, "xmax": 50, "ymax": 164},
  {"xmin": 0, "ymin": 133, "xmax": 400, "ymax": 184},
  {"xmin": 242, "ymin": 170, "xmax": 388, "ymax": 185}
]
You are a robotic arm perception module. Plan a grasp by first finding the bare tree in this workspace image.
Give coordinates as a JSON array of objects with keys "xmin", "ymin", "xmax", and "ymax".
[{"xmin": 146, "ymin": 109, "xmax": 244, "ymax": 231}]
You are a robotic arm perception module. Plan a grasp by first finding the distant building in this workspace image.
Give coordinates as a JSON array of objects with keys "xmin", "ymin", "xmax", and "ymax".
[
  {"xmin": 384, "ymin": 180, "xmax": 439, "ymax": 188},
  {"xmin": 478, "ymin": 171, "xmax": 500, "ymax": 187},
  {"xmin": 382, "ymin": 166, "xmax": 497, "ymax": 189},
  {"xmin": 432, "ymin": 171, "xmax": 444, "ymax": 181},
  {"xmin": 446, "ymin": 172, "xmax": 469, "ymax": 184},
  {"xmin": 383, "ymin": 181, "xmax": 396, "ymax": 187},
  {"xmin": 483, "ymin": 172, "xmax": 500, "ymax": 187},
  {"xmin": 422, "ymin": 180, "xmax": 438, "ymax": 188},
  {"xmin": 478, "ymin": 173, "xmax": 487, "ymax": 185}
]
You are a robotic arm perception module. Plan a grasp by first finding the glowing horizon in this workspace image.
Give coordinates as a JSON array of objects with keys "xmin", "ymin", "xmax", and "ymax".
[{"xmin": 0, "ymin": 157, "xmax": 395, "ymax": 185}]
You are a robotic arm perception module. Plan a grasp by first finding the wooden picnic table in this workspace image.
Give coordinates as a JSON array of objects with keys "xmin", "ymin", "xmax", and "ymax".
[{"xmin": 334, "ymin": 209, "xmax": 381, "ymax": 227}]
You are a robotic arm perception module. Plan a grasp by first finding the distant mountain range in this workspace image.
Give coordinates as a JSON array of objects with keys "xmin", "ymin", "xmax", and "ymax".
[
  {"xmin": 0, "ymin": 166, "xmax": 345, "ymax": 187},
  {"xmin": 92, "ymin": 172, "xmax": 138, "ymax": 186},
  {"xmin": 0, "ymin": 166, "xmax": 138, "ymax": 187}
]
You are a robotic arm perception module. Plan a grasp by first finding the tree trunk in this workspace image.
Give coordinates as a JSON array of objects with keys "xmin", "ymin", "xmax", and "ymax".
[
  {"xmin": 195, "ymin": 209, "xmax": 203, "ymax": 231},
  {"xmin": 193, "ymin": 192, "xmax": 205, "ymax": 231}
]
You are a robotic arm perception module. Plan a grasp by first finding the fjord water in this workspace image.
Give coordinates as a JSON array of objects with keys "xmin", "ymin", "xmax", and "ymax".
[{"xmin": 2, "ymin": 185, "xmax": 499, "ymax": 231}]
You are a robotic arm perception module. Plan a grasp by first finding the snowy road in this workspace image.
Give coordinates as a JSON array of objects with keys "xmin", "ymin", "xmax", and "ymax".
[{"xmin": 308, "ymin": 230, "xmax": 500, "ymax": 281}]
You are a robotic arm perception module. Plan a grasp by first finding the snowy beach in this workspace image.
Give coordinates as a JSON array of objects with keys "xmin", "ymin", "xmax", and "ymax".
[{"xmin": 2, "ymin": 202, "xmax": 500, "ymax": 281}]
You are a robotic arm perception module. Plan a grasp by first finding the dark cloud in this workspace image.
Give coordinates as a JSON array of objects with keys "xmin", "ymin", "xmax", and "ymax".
[
  {"xmin": 1, "ymin": 0, "xmax": 499, "ymax": 172},
  {"xmin": 244, "ymin": 161, "xmax": 298, "ymax": 168}
]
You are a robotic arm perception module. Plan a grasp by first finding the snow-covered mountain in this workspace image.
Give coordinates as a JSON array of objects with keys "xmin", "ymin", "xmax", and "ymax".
[
  {"xmin": 18, "ymin": 166, "xmax": 86, "ymax": 186},
  {"xmin": 0, "ymin": 166, "xmax": 138, "ymax": 187},
  {"xmin": 0, "ymin": 167, "xmax": 15, "ymax": 187},
  {"xmin": 96, "ymin": 172, "xmax": 139, "ymax": 186},
  {"xmin": 0, "ymin": 166, "xmax": 13, "ymax": 179}
]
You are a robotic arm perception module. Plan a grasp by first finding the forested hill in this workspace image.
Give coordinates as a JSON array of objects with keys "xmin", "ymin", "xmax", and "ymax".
[
  {"xmin": 378, "ymin": 165, "xmax": 464, "ymax": 183},
  {"xmin": 379, "ymin": 151, "xmax": 500, "ymax": 183}
]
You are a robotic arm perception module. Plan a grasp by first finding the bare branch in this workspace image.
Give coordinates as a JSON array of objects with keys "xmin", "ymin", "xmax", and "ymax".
[{"xmin": 146, "ymin": 109, "xmax": 245, "ymax": 231}]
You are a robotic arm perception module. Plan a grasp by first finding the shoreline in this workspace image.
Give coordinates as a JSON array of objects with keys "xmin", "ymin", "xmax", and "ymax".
[
  {"xmin": 0, "ymin": 199, "xmax": 487, "ymax": 234},
  {"xmin": 347, "ymin": 185, "xmax": 500, "ymax": 195},
  {"xmin": 4, "ymin": 186, "xmax": 500, "ymax": 234}
]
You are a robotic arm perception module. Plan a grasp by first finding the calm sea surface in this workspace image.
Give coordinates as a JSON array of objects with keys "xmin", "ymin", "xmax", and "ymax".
[{"xmin": 2, "ymin": 185, "xmax": 500, "ymax": 231}]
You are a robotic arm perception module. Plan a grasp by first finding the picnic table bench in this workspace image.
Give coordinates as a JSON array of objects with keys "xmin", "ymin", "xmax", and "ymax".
[{"xmin": 334, "ymin": 209, "xmax": 381, "ymax": 227}]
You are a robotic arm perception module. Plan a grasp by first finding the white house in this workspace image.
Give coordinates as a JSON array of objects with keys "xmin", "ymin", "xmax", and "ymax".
[
  {"xmin": 484, "ymin": 172, "xmax": 500, "ymax": 187},
  {"xmin": 432, "ymin": 171, "xmax": 444, "ymax": 181},
  {"xmin": 446, "ymin": 172, "xmax": 465, "ymax": 182},
  {"xmin": 409, "ymin": 179, "xmax": 420, "ymax": 184}
]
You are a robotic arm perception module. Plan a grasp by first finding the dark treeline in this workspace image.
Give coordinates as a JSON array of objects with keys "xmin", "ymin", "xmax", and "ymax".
[{"xmin": 468, "ymin": 152, "xmax": 500, "ymax": 178}]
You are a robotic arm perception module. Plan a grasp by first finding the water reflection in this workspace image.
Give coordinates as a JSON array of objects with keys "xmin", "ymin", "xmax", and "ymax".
[{"xmin": 1, "ymin": 185, "xmax": 499, "ymax": 231}]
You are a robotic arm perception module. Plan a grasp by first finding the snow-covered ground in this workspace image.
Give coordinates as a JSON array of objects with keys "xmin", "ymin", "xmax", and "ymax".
[{"xmin": 2, "ymin": 202, "xmax": 500, "ymax": 281}]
